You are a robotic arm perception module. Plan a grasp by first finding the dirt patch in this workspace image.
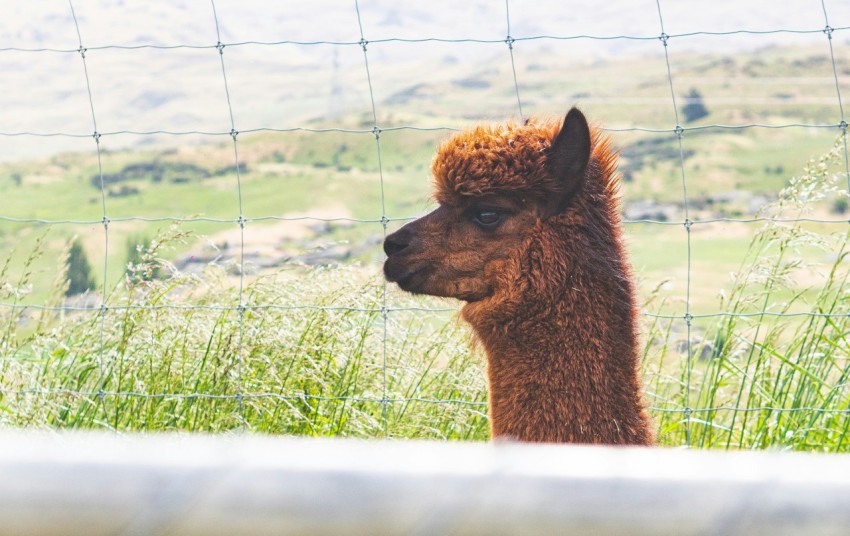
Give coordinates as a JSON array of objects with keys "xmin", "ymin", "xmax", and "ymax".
[
  {"xmin": 200, "ymin": 205, "xmax": 352, "ymax": 254},
  {"xmin": 175, "ymin": 205, "xmax": 382, "ymax": 275}
]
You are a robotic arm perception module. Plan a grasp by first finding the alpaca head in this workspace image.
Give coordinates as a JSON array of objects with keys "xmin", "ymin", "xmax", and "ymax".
[{"xmin": 383, "ymin": 108, "xmax": 593, "ymax": 303}]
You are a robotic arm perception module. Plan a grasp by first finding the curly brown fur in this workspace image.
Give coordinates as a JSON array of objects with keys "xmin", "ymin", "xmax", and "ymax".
[{"xmin": 384, "ymin": 108, "xmax": 655, "ymax": 445}]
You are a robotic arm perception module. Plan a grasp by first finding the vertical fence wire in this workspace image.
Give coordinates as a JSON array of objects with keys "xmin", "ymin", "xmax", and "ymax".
[
  {"xmin": 654, "ymin": 0, "xmax": 694, "ymax": 447},
  {"xmin": 67, "ymin": 0, "xmax": 111, "ymax": 422},
  {"xmin": 209, "ymin": 0, "xmax": 246, "ymax": 424},
  {"xmin": 820, "ymin": 0, "xmax": 850, "ymax": 190},
  {"xmin": 353, "ymin": 0, "xmax": 391, "ymax": 436},
  {"xmin": 505, "ymin": 0, "xmax": 524, "ymax": 120}
]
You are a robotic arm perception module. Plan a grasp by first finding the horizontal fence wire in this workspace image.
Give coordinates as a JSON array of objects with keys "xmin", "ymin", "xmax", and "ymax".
[
  {"xmin": 3, "ymin": 214, "xmax": 850, "ymax": 227},
  {"xmin": 2, "ymin": 25, "xmax": 849, "ymax": 53},
  {"xmin": 2, "ymin": 300, "xmax": 850, "ymax": 320},
  {"xmin": 0, "ymin": 1, "xmax": 849, "ymax": 438},
  {"xmin": 5, "ymin": 385, "xmax": 850, "ymax": 416},
  {"xmin": 1, "ymin": 123, "xmax": 848, "ymax": 139}
]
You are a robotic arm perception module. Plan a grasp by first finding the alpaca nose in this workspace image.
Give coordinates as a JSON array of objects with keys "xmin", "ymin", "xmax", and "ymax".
[{"xmin": 384, "ymin": 228, "xmax": 411, "ymax": 256}]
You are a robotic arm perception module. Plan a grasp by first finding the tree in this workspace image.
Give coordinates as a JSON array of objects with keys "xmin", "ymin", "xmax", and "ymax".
[
  {"xmin": 681, "ymin": 88, "xmax": 709, "ymax": 123},
  {"xmin": 66, "ymin": 238, "xmax": 96, "ymax": 296}
]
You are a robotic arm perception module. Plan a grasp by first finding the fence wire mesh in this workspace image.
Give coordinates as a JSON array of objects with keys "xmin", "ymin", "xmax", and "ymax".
[{"xmin": 0, "ymin": 0, "xmax": 849, "ymax": 447}]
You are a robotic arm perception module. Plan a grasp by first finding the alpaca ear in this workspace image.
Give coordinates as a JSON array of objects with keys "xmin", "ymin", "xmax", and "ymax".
[{"xmin": 545, "ymin": 107, "xmax": 591, "ymax": 215}]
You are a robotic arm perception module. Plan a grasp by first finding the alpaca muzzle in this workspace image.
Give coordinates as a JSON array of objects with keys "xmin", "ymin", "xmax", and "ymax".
[{"xmin": 383, "ymin": 225, "xmax": 423, "ymax": 290}]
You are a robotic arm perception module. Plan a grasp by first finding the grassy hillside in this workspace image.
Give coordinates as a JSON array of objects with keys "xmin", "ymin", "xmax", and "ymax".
[{"xmin": 2, "ymin": 58, "xmax": 845, "ymax": 314}]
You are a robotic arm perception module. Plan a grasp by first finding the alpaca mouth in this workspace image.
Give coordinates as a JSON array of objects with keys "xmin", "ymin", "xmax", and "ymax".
[{"xmin": 383, "ymin": 260, "xmax": 431, "ymax": 293}]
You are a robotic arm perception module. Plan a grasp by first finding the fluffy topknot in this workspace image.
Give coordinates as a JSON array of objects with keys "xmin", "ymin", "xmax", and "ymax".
[{"xmin": 431, "ymin": 117, "xmax": 618, "ymax": 204}]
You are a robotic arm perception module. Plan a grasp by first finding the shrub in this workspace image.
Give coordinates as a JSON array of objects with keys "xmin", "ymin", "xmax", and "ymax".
[
  {"xmin": 681, "ymin": 88, "xmax": 709, "ymax": 123},
  {"xmin": 66, "ymin": 238, "xmax": 95, "ymax": 296}
]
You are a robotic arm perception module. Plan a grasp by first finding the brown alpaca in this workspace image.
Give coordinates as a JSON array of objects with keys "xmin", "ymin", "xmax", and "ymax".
[{"xmin": 383, "ymin": 108, "xmax": 654, "ymax": 445}]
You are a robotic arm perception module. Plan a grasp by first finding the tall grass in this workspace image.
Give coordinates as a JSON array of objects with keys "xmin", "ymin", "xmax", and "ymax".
[
  {"xmin": 646, "ymin": 138, "xmax": 850, "ymax": 450},
  {"xmin": 0, "ymin": 228, "xmax": 488, "ymax": 438},
  {"xmin": 2, "ymin": 141, "xmax": 850, "ymax": 449}
]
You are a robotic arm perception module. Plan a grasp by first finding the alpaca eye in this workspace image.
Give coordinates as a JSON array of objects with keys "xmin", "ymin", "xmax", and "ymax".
[{"xmin": 472, "ymin": 209, "xmax": 503, "ymax": 227}]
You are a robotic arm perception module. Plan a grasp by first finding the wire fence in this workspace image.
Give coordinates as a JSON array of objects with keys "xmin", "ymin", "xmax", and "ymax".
[{"xmin": 0, "ymin": 0, "xmax": 849, "ymax": 446}]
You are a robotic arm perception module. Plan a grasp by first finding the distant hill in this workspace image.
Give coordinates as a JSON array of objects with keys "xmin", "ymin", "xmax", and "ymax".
[{"xmin": 1, "ymin": 0, "xmax": 847, "ymax": 160}]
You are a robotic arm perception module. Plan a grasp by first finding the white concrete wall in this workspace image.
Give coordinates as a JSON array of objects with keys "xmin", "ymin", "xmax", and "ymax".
[{"xmin": 2, "ymin": 431, "xmax": 850, "ymax": 535}]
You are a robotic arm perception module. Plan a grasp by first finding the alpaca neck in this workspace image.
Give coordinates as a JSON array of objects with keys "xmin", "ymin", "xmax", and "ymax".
[{"xmin": 463, "ymin": 265, "xmax": 654, "ymax": 445}]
